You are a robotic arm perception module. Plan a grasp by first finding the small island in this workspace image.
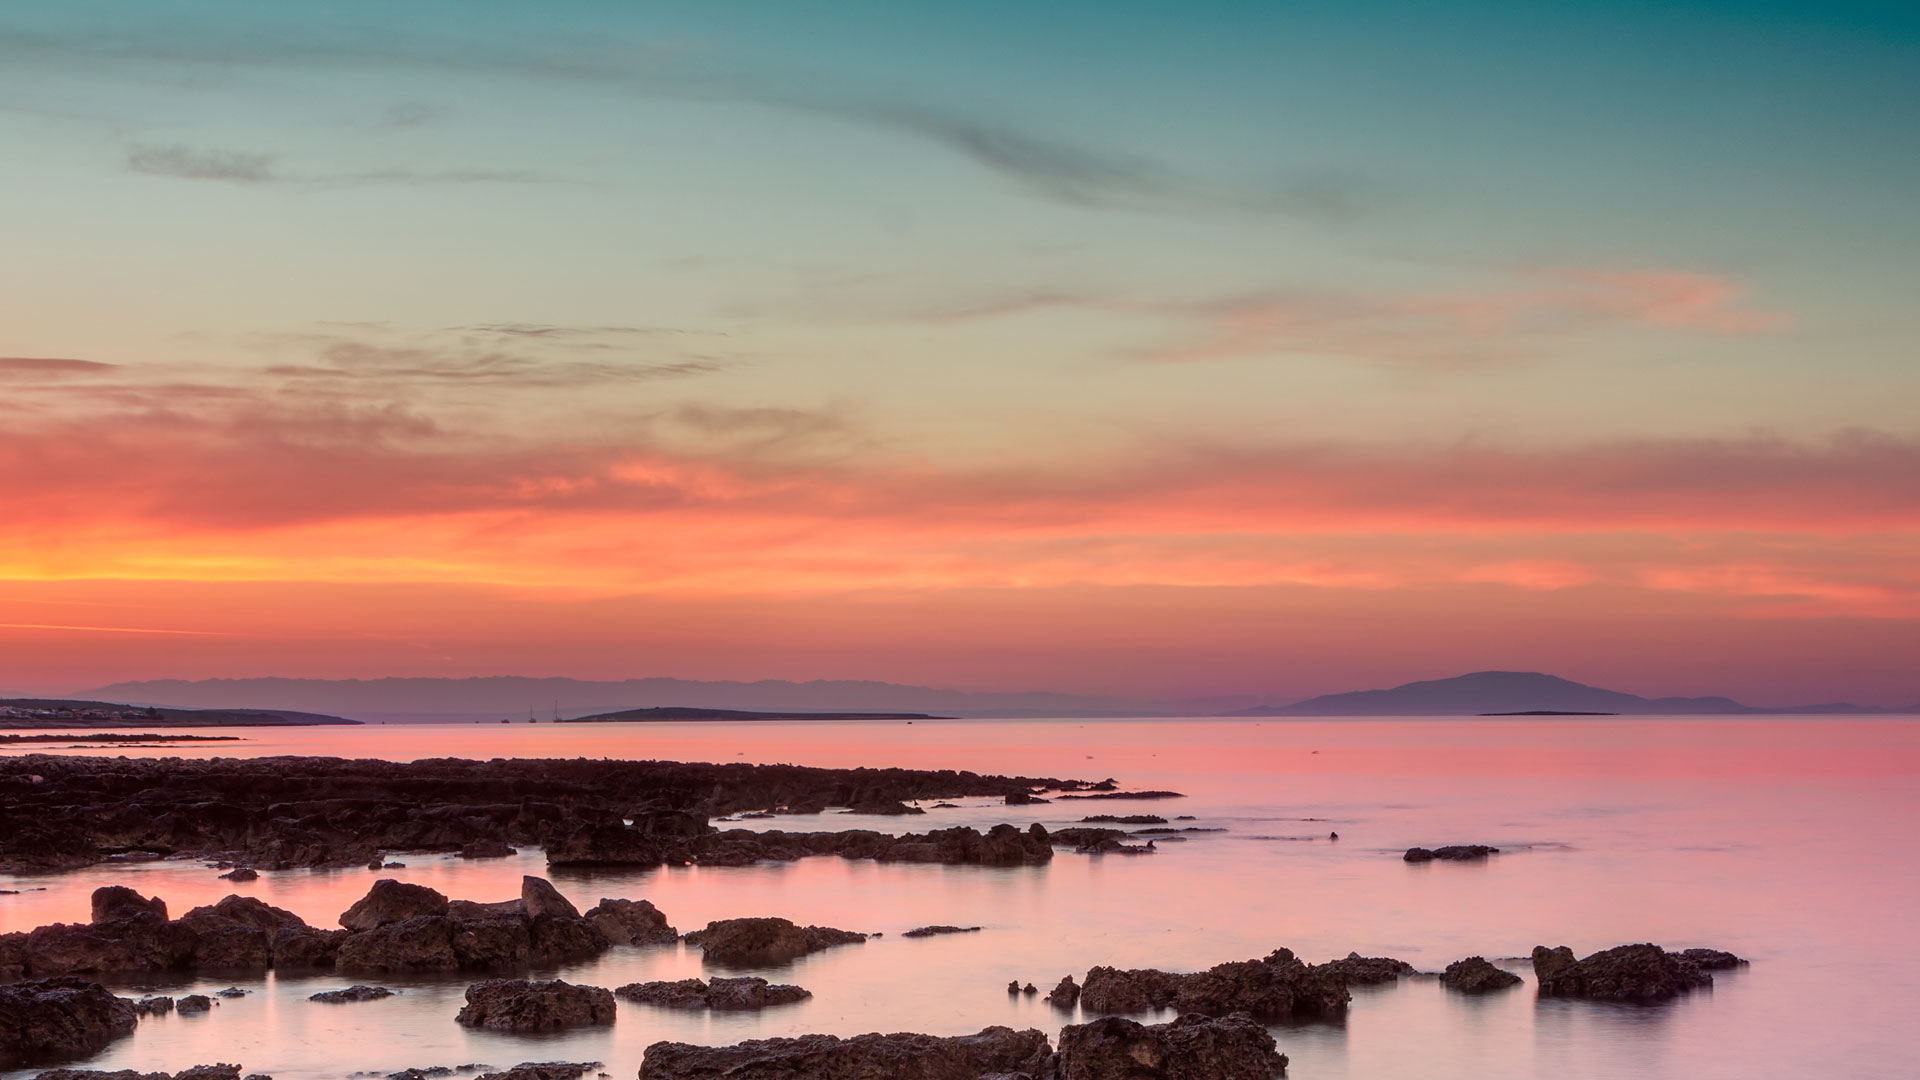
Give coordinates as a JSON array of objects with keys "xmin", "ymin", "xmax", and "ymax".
[
  {"xmin": 560, "ymin": 706, "xmax": 948, "ymax": 723},
  {"xmin": 0, "ymin": 699, "xmax": 359, "ymax": 728}
]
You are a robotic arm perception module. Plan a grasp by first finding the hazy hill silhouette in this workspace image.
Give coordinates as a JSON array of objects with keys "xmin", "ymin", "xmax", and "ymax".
[{"xmin": 1236, "ymin": 670, "xmax": 1916, "ymax": 716}]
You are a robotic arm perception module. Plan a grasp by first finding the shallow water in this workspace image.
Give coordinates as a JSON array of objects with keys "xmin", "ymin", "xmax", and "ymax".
[{"xmin": 4, "ymin": 717, "xmax": 1918, "ymax": 1079}]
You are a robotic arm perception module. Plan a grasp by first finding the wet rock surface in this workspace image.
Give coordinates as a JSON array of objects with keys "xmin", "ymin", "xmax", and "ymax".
[
  {"xmin": 615, "ymin": 977, "xmax": 811, "ymax": 1010},
  {"xmin": 1314, "ymin": 952, "xmax": 1416, "ymax": 985},
  {"xmin": 1404, "ymin": 845, "xmax": 1498, "ymax": 862},
  {"xmin": 1531, "ymin": 943, "xmax": 1744, "ymax": 1003},
  {"xmin": 453, "ymin": 979, "xmax": 615, "ymax": 1033},
  {"xmin": 309, "ymin": 985, "xmax": 396, "ymax": 1003},
  {"xmin": 0, "ymin": 755, "xmax": 1086, "ymax": 872},
  {"xmin": 1078, "ymin": 947, "xmax": 1350, "ymax": 1019},
  {"xmin": 683, "ymin": 918, "xmax": 867, "ymax": 967},
  {"xmin": 638, "ymin": 1025, "xmax": 1054, "ymax": 1079},
  {"xmin": 1054, "ymin": 1013, "xmax": 1287, "ymax": 1080},
  {"xmin": 901, "ymin": 925, "xmax": 982, "ymax": 938},
  {"xmin": 0, "ymin": 977, "xmax": 139, "ymax": 1069},
  {"xmin": 29, "ymin": 1065, "xmax": 246, "ymax": 1080},
  {"xmin": 5, "ymin": 879, "xmax": 665, "ymax": 979},
  {"xmin": 1440, "ymin": 956, "xmax": 1523, "ymax": 993}
]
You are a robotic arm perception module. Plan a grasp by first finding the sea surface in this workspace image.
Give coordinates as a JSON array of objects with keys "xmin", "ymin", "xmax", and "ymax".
[{"xmin": 4, "ymin": 716, "xmax": 1917, "ymax": 1080}]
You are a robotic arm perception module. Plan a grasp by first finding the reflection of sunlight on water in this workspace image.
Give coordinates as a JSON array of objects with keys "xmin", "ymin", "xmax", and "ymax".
[{"xmin": 4, "ymin": 717, "xmax": 1918, "ymax": 1079}]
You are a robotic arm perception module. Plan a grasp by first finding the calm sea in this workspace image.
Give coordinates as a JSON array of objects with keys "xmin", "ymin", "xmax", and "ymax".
[{"xmin": 4, "ymin": 717, "xmax": 1916, "ymax": 1079}]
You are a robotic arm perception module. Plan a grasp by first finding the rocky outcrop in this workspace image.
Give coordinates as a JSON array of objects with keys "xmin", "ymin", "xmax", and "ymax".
[
  {"xmin": 340, "ymin": 881, "xmax": 449, "ymax": 931},
  {"xmin": 683, "ymin": 918, "xmax": 867, "ymax": 968},
  {"xmin": 309, "ymin": 985, "xmax": 395, "ymax": 1003},
  {"xmin": 0, "ymin": 754, "xmax": 1089, "ymax": 873},
  {"xmin": 29, "ymin": 1066, "xmax": 246, "ymax": 1080},
  {"xmin": 638, "ymin": 1026, "xmax": 1053, "ymax": 1079},
  {"xmin": 1079, "ymin": 948, "xmax": 1349, "ymax": 1019},
  {"xmin": 901, "ymin": 926, "xmax": 981, "ymax": 939},
  {"xmin": 91, "ymin": 886, "xmax": 167, "ymax": 923},
  {"xmin": 1314, "ymin": 952, "xmax": 1416, "ymax": 985},
  {"xmin": 519, "ymin": 877, "xmax": 578, "ymax": 919},
  {"xmin": 217, "ymin": 868, "xmax": 258, "ymax": 882},
  {"xmin": 453, "ymin": 980, "xmax": 615, "ymax": 1033},
  {"xmin": 1439, "ymin": 956, "xmax": 1522, "ymax": 993},
  {"xmin": 471, "ymin": 1065, "xmax": 600, "ymax": 1080},
  {"xmin": 0, "ymin": 978, "xmax": 138, "ymax": 1069},
  {"xmin": 1046, "ymin": 976, "xmax": 1081, "ymax": 1007},
  {"xmin": 616, "ymin": 977, "xmax": 810, "ymax": 1010},
  {"xmin": 1404, "ymin": 845, "xmax": 1497, "ymax": 862},
  {"xmin": 1054, "ymin": 1013, "xmax": 1286, "ymax": 1080},
  {"xmin": 582, "ymin": 899, "xmax": 675, "ymax": 946},
  {"xmin": 1532, "ymin": 943, "xmax": 1743, "ymax": 1003},
  {"xmin": 176, "ymin": 996, "xmax": 212, "ymax": 1014}
]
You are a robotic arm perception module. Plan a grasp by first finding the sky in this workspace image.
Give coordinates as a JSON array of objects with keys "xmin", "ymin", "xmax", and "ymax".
[{"xmin": 2, "ymin": 1, "xmax": 1917, "ymax": 704}]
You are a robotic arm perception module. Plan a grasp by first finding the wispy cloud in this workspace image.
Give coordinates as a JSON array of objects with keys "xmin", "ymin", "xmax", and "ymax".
[
  {"xmin": 0, "ymin": 356, "xmax": 118, "ymax": 375},
  {"xmin": 126, "ymin": 143, "xmax": 543, "ymax": 188}
]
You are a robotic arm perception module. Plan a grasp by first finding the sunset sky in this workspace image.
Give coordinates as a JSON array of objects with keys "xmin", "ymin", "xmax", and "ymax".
[{"xmin": 3, "ymin": 1, "xmax": 1917, "ymax": 704}]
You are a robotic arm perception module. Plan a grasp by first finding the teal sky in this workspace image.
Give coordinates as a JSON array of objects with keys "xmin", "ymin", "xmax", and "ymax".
[{"xmin": 2, "ymin": 2, "xmax": 1917, "ymax": 702}]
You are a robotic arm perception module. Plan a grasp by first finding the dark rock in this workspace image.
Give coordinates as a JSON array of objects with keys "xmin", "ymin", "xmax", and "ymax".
[
  {"xmin": 1440, "ymin": 956, "xmax": 1522, "ymax": 993},
  {"xmin": 1046, "ymin": 975, "xmax": 1080, "ymax": 1007},
  {"xmin": 340, "ymin": 880, "xmax": 450, "ymax": 932},
  {"xmin": 135, "ymin": 996, "xmax": 174, "ymax": 1016},
  {"xmin": 1677, "ymin": 947, "xmax": 1748, "ymax": 973},
  {"xmin": 842, "ymin": 800, "xmax": 926, "ymax": 815},
  {"xmin": 0, "ymin": 978, "xmax": 138, "ymax": 1069},
  {"xmin": 1056, "ymin": 790, "xmax": 1185, "ymax": 801},
  {"xmin": 454, "ymin": 979, "xmax": 615, "ymax": 1033},
  {"xmin": 1404, "ymin": 845, "xmax": 1498, "ymax": 862},
  {"xmin": 582, "ymin": 898, "xmax": 676, "ymax": 946},
  {"xmin": 1054, "ymin": 1013, "xmax": 1286, "ymax": 1080},
  {"xmin": 1080, "ymin": 948, "xmax": 1348, "ymax": 1019},
  {"xmin": 1079, "ymin": 815, "xmax": 1167, "ymax": 825},
  {"xmin": 683, "ymin": 918, "xmax": 867, "ymax": 968},
  {"xmin": 214, "ymin": 987, "xmax": 247, "ymax": 998},
  {"xmin": 29, "ymin": 1066, "xmax": 245, "ymax": 1080},
  {"xmin": 21, "ymin": 912, "xmax": 192, "ymax": 976},
  {"xmin": 175, "ymin": 995, "xmax": 213, "ymax": 1014},
  {"xmin": 446, "ymin": 899, "xmax": 525, "ymax": 921},
  {"xmin": 638, "ymin": 1026, "xmax": 1053, "ymax": 1079},
  {"xmin": 472, "ymin": 1065, "xmax": 600, "ymax": 1080},
  {"xmin": 1004, "ymin": 792, "xmax": 1048, "ymax": 805},
  {"xmin": 217, "ymin": 869, "xmax": 258, "ymax": 882},
  {"xmin": 519, "ymin": 877, "xmax": 579, "ymax": 920},
  {"xmin": 336, "ymin": 916, "xmax": 460, "ymax": 973},
  {"xmin": 616, "ymin": 978, "xmax": 809, "ymax": 1010},
  {"xmin": 92, "ymin": 887, "xmax": 167, "ymax": 923},
  {"xmin": 1531, "ymin": 943, "xmax": 1731, "ymax": 1003},
  {"xmin": 901, "ymin": 926, "xmax": 982, "ymax": 939},
  {"xmin": 1022, "ymin": 983, "xmax": 1037, "ymax": 995},
  {"xmin": 309, "ymin": 985, "xmax": 396, "ymax": 1003},
  {"xmin": 460, "ymin": 841, "xmax": 517, "ymax": 859},
  {"xmin": 527, "ymin": 914, "xmax": 608, "ymax": 966},
  {"xmin": 1316, "ymin": 952, "xmax": 1416, "ymax": 985}
]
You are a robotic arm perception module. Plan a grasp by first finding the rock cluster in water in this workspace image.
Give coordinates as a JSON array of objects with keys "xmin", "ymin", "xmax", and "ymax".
[
  {"xmin": 682, "ymin": 918, "xmax": 867, "ymax": 967},
  {"xmin": 1531, "ymin": 943, "xmax": 1746, "ymax": 1003},
  {"xmin": 0, "ymin": 755, "xmax": 1088, "ymax": 873},
  {"xmin": 453, "ymin": 979, "xmax": 615, "ymax": 1033},
  {"xmin": 1403, "ymin": 845, "xmax": 1499, "ymax": 862},
  {"xmin": 1439, "ymin": 956, "xmax": 1523, "ymax": 993},
  {"xmin": 615, "ymin": 977, "xmax": 811, "ymax": 1010},
  {"xmin": 637, "ymin": 1013, "xmax": 1286, "ymax": 1080},
  {"xmin": 0, "ymin": 877, "xmax": 673, "ymax": 980},
  {"xmin": 1073, "ymin": 947, "xmax": 1364, "ymax": 1019}
]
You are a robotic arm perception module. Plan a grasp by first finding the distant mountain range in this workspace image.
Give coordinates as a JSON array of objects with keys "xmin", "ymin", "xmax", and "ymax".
[
  {"xmin": 1233, "ymin": 671, "xmax": 1920, "ymax": 716},
  {"xmin": 85, "ymin": 671, "xmax": 1918, "ymax": 721}
]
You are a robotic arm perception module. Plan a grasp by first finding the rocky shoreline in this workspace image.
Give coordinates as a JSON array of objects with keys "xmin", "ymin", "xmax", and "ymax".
[{"xmin": 0, "ymin": 755, "xmax": 1093, "ymax": 873}]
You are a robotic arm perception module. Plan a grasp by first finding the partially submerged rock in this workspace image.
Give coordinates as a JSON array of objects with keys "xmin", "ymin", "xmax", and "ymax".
[
  {"xmin": 1054, "ymin": 1013, "xmax": 1287, "ymax": 1080},
  {"xmin": 0, "ymin": 977, "xmax": 138, "ymax": 1069},
  {"xmin": 1078, "ymin": 947, "xmax": 1349, "ymax": 1019},
  {"xmin": 30, "ymin": 1065, "xmax": 246, "ymax": 1080},
  {"xmin": 92, "ymin": 887, "xmax": 168, "ymax": 923},
  {"xmin": 638, "ymin": 1026, "xmax": 1053, "ymax": 1079},
  {"xmin": 901, "ymin": 925, "xmax": 982, "ymax": 938},
  {"xmin": 218, "ymin": 868, "xmax": 259, "ymax": 882},
  {"xmin": 1046, "ymin": 975, "xmax": 1081, "ymax": 1007},
  {"xmin": 1314, "ymin": 952, "xmax": 1416, "ymax": 985},
  {"xmin": 1404, "ymin": 845, "xmax": 1498, "ymax": 862},
  {"xmin": 1532, "ymin": 943, "xmax": 1744, "ymax": 1003},
  {"xmin": 582, "ymin": 898, "xmax": 676, "ymax": 946},
  {"xmin": 1440, "ymin": 956, "xmax": 1522, "ymax": 993},
  {"xmin": 175, "ymin": 995, "xmax": 213, "ymax": 1014},
  {"xmin": 615, "ymin": 977, "xmax": 810, "ymax": 1010},
  {"xmin": 309, "ymin": 985, "xmax": 396, "ymax": 1003},
  {"xmin": 472, "ymin": 1065, "xmax": 600, "ymax": 1080},
  {"xmin": 683, "ymin": 918, "xmax": 867, "ymax": 968},
  {"xmin": 519, "ymin": 877, "xmax": 578, "ymax": 920},
  {"xmin": 340, "ymin": 881, "xmax": 449, "ymax": 932},
  {"xmin": 453, "ymin": 980, "xmax": 615, "ymax": 1033}
]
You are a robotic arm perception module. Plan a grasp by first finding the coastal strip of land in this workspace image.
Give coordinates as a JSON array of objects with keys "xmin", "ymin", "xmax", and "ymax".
[{"xmin": 0, "ymin": 699, "xmax": 358, "ymax": 729}]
